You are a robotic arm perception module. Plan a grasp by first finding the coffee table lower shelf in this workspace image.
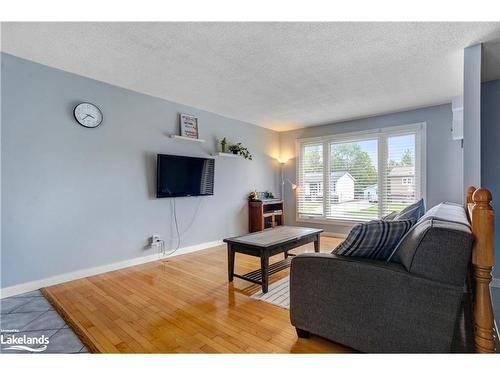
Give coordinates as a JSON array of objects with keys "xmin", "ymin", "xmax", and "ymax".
[
  {"xmin": 233, "ymin": 257, "xmax": 293, "ymax": 285},
  {"xmin": 225, "ymin": 226, "xmax": 323, "ymax": 293}
]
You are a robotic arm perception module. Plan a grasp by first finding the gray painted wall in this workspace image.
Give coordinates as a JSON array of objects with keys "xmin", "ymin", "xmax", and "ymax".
[
  {"xmin": 463, "ymin": 44, "xmax": 482, "ymax": 191},
  {"xmin": 280, "ymin": 104, "xmax": 463, "ymax": 236},
  {"xmin": 481, "ymin": 79, "xmax": 500, "ymax": 278},
  {"xmin": 1, "ymin": 53, "xmax": 280, "ymax": 288}
]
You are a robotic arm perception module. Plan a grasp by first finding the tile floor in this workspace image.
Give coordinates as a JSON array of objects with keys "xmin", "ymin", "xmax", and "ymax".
[{"xmin": 0, "ymin": 290, "xmax": 88, "ymax": 354}]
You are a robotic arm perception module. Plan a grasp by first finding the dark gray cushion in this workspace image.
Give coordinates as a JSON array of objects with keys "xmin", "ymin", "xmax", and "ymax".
[
  {"xmin": 332, "ymin": 219, "xmax": 414, "ymax": 260},
  {"xmin": 382, "ymin": 211, "xmax": 398, "ymax": 220},
  {"xmin": 388, "ymin": 202, "xmax": 473, "ymax": 286},
  {"xmin": 393, "ymin": 198, "xmax": 425, "ymax": 222},
  {"xmin": 419, "ymin": 202, "xmax": 470, "ymax": 228}
]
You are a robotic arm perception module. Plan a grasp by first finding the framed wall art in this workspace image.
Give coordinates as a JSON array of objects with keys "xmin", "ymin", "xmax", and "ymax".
[{"xmin": 179, "ymin": 113, "xmax": 199, "ymax": 139}]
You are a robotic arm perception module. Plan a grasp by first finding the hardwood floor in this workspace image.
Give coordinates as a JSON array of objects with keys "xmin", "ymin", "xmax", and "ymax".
[{"xmin": 43, "ymin": 235, "xmax": 352, "ymax": 353}]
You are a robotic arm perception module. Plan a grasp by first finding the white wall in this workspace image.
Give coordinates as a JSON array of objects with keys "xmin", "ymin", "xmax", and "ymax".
[
  {"xmin": 463, "ymin": 44, "xmax": 482, "ymax": 191},
  {"xmin": 1, "ymin": 53, "xmax": 280, "ymax": 289}
]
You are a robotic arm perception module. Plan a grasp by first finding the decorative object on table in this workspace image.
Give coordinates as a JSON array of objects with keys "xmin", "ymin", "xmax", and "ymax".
[
  {"xmin": 220, "ymin": 137, "xmax": 228, "ymax": 153},
  {"xmin": 73, "ymin": 102, "xmax": 103, "ymax": 128},
  {"xmin": 179, "ymin": 113, "xmax": 199, "ymax": 139},
  {"xmin": 258, "ymin": 191, "xmax": 276, "ymax": 200},
  {"xmin": 264, "ymin": 191, "xmax": 274, "ymax": 199},
  {"xmin": 248, "ymin": 197, "xmax": 284, "ymax": 232},
  {"xmin": 248, "ymin": 191, "xmax": 277, "ymax": 202},
  {"xmin": 228, "ymin": 142, "xmax": 253, "ymax": 160},
  {"xmin": 248, "ymin": 191, "xmax": 259, "ymax": 201}
]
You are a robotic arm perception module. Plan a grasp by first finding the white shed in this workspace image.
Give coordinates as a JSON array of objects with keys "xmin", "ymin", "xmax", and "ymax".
[{"xmin": 331, "ymin": 171, "xmax": 355, "ymax": 203}]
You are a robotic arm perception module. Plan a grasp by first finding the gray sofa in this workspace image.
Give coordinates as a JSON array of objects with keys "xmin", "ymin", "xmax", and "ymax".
[{"xmin": 290, "ymin": 202, "xmax": 473, "ymax": 353}]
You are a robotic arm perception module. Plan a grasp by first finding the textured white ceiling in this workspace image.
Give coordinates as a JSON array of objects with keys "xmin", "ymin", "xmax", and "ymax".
[{"xmin": 2, "ymin": 22, "xmax": 500, "ymax": 131}]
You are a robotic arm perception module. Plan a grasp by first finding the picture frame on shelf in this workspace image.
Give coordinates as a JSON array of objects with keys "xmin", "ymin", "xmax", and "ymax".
[{"xmin": 179, "ymin": 113, "xmax": 199, "ymax": 139}]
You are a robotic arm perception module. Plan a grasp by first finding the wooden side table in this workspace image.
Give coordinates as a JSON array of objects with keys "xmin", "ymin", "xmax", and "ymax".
[{"xmin": 249, "ymin": 200, "xmax": 284, "ymax": 232}]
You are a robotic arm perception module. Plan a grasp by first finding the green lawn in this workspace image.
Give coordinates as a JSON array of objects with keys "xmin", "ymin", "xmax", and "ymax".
[
  {"xmin": 302, "ymin": 202, "xmax": 323, "ymax": 214},
  {"xmin": 345, "ymin": 202, "xmax": 410, "ymax": 218},
  {"xmin": 301, "ymin": 201, "xmax": 410, "ymax": 218}
]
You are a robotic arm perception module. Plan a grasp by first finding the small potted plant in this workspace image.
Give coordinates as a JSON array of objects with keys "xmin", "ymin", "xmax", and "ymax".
[
  {"xmin": 264, "ymin": 191, "xmax": 275, "ymax": 199},
  {"xmin": 228, "ymin": 142, "xmax": 253, "ymax": 160},
  {"xmin": 220, "ymin": 137, "xmax": 228, "ymax": 153}
]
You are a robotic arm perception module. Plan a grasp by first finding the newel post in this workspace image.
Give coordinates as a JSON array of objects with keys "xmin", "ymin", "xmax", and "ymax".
[{"xmin": 471, "ymin": 188, "xmax": 496, "ymax": 353}]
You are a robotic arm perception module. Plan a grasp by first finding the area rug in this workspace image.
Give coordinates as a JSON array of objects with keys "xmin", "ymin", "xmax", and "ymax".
[{"xmin": 250, "ymin": 277, "xmax": 290, "ymax": 309}]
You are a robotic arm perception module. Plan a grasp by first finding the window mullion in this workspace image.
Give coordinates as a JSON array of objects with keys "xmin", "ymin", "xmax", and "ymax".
[
  {"xmin": 415, "ymin": 129, "xmax": 422, "ymax": 200},
  {"xmin": 378, "ymin": 135, "xmax": 388, "ymax": 218},
  {"xmin": 296, "ymin": 143, "xmax": 303, "ymax": 218},
  {"xmin": 323, "ymin": 141, "xmax": 330, "ymax": 219}
]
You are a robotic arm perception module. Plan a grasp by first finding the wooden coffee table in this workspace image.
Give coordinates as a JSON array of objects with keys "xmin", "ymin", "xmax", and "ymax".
[{"xmin": 223, "ymin": 226, "xmax": 323, "ymax": 293}]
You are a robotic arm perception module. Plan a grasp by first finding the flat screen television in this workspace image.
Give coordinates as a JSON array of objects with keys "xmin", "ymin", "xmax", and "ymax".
[{"xmin": 156, "ymin": 154, "xmax": 215, "ymax": 198}]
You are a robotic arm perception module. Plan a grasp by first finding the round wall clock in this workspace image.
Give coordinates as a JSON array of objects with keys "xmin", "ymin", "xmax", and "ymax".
[{"xmin": 73, "ymin": 102, "xmax": 103, "ymax": 128}]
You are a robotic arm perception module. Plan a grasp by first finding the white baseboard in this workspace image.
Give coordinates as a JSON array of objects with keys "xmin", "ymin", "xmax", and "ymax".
[
  {"xmin": 3, "ymin": 235, "xmax": 495, "ymax": 298},
  {"xmin": 0, "ymin": 239, "xmax": 224, "ymax": 299}
]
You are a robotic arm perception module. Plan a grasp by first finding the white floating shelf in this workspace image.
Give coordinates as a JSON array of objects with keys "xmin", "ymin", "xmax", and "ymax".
[
  {"xmin": 169, "ymin": 135, "xmax": 205, "ymax": 143},
  {"xmin": 212, "ymin": 152, "xmax": 240, "ymax": 158}
]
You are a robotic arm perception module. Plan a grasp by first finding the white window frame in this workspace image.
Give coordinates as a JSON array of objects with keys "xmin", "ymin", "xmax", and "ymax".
[{"xmin": 295, "ymin": 122, "xmax": 427, "ymax": 225}]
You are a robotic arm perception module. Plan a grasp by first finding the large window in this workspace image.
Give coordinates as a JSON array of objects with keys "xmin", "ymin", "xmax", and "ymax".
[{"xmin": 297, "ymin": 123, "xmax": 425, "ymax": 222}]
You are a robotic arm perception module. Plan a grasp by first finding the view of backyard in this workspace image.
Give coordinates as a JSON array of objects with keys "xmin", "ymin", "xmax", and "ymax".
[
  {"xmin": 301, "ymin": 200, "xmax": 410, "ymax": 219},
  {"xmin": 345, "ymin": 201, "xmax": 410, "ymax": 218},
  {"xmin": 299, "ymin": 133, "xmax": 417, "ymax": 220}
]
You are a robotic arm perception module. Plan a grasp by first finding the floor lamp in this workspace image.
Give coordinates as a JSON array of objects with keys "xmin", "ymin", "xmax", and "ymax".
[{"xmin": 279, "ymin": 159, "xmax": 297, "ymax": 201}]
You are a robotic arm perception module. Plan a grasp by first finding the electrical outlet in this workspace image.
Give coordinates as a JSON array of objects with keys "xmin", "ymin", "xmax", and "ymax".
[{"xmin": 151, "ymin": 235, "xmax": 161, "ymax": 244}]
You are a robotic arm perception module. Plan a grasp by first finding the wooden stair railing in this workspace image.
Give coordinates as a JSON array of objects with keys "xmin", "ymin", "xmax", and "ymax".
[{"xmin": 467, "ymin": 186, "xmax": 496, "ymax": 353}]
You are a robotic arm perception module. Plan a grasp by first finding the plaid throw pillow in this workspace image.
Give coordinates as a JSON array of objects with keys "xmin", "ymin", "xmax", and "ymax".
[
  {"xmin": 382, "ymin": 211, "xmax": 398, "ymax": 220},
  {"xmin": 332, "ymin": 219, "xmax": 414, "ymax": 260},
  {"xmin": 393, "ymin": 199, "xmax": 425, "ymax": 222}
]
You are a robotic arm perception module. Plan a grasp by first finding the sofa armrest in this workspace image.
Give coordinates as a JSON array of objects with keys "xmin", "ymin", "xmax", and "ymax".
[{"xmin": 290, "ymin": 253, "xmax": 464, "ymax": 353}]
